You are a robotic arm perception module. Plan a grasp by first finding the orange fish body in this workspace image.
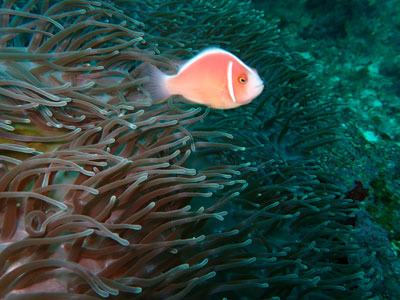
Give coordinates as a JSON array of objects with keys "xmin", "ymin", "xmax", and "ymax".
[{"xmin": 145, "ymin": 48, "xmax": 264, "ymax": 109}]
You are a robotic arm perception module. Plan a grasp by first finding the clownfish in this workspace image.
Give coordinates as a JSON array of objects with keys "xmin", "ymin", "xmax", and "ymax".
[{"xmin": 143, "ymin": 48, "xmax": 264, "ymax": 109}]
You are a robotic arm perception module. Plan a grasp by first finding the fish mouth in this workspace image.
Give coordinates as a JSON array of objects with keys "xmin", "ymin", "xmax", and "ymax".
[
  {"xmin": 255, "ymin": 83, "xmax": 264, "ymax": 92},
  {"xmin": 253, "ymin": 84, "xmax": 264, "ymax": 98}
]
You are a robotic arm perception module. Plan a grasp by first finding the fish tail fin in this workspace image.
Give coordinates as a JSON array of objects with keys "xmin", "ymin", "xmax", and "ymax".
[{"xmin": 141, "ymin": 63, "xmax": 170, "ymax": 104}]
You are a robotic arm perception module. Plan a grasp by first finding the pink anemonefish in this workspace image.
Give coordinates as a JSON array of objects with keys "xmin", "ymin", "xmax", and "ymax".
[{"xmin": 144, "ymin": 48, "xmax": 264, "ymax": 109}]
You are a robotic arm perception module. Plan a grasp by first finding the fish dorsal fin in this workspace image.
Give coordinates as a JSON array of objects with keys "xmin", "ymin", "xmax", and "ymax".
[{"xmin": 227, "ymin": 60, "xmax": 236, "ymax": 103}]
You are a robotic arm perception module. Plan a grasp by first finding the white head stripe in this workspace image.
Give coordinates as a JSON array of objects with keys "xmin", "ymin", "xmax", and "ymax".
[{"xmin": 227, "ymin": 61, "xmax": 236, "ymax": 103}]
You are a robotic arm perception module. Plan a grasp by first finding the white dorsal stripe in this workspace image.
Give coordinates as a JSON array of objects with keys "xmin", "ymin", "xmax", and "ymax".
[
  {"xmin": 178, "ymin": 47, "xmax": 254, "ymax": 74},
  {"xmin": 227, "ymin": 60, "xmax": 236, "ymax": 103}
]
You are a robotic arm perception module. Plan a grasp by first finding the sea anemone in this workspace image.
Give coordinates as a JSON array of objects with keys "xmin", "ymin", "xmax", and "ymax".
[
  {"xmin": 0, "ymin": 103, "xmax": 259, "ymax": 299},
  {"xmin": 0, "ymin": 0, "xmax": 375, "ymax": 299}
]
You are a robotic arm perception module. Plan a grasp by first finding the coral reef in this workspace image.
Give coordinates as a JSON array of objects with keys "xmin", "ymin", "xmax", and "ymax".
[{"xmin": 0, "ymin": 0, "xmax": 376, "ymax": 299}]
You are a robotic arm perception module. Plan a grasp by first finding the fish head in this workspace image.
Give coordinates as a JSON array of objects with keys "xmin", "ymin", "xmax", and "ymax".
[{"xmin": 232, "ymin": 63, "xmax": 264, "ymax": 105}]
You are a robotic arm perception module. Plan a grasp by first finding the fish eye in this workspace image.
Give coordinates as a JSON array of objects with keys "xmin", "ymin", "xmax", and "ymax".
[{"xmin": 238, "ymin": 76, "xmax": 247, "ymax": 84}]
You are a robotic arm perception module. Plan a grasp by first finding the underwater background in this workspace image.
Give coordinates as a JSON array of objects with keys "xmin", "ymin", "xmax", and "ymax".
[{"xmin": 0, "ymin": 0, "xmax": 398, "ymax": 299}]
